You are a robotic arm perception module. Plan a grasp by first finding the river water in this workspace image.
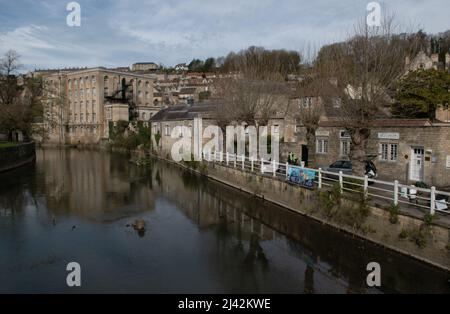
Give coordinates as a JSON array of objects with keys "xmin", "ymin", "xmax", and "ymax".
[{"xmin": 0, "ymin": 148, "xmax": 448, "ymax": 293}]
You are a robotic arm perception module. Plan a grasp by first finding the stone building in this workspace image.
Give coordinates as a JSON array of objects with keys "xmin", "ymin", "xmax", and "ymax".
[
  {"xmin": 40, "ymin": 67, "xmax": 161, "ymax": 145},
  {"xmin": 132, "ymin": 62, "xmax": 159, "ymax": 72},
  {"xmin": 310, "ymin": 120, "xmax": 450, "ymax": 188},
  {"xmin": 150, "ymin": 103, "xmax": 217, "ymax": 157}
]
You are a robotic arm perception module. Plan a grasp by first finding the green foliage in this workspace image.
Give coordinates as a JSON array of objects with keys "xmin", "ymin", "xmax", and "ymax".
[
  {"xmin": 423, "ymin": 213, "xmax": 437, "ymax": 226},
  {"xmin": 399, "ymin": 229, "xmax": 409, "ymax": 239},
  {"xmin": 392, "ymin": 69, "xmax": 450, "ymax": 119},
  {"xmin": 0, "ymin": 141, "xmax": 17, "ymax": 149},
  {"xmin": 109, "ymin": 120, "xmax": 151, "ymax": 150},
  {"xmin": 317, "ymin": 183, "xmax": 370, "ymax": 231},
  {"xmin": 389, "ymin": 203, "xmax": 400, "ymax": 224},
  {"xmin": 399, "ymin": 218, "xmax": 435, "ymax": 248}
]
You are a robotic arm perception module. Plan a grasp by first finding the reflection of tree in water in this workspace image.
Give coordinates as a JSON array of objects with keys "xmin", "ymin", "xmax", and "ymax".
[
  {"xmin": 0, "ymin": 163, "xmax": 40, "ymax": 218},
  {"xmin": 244, "ymin": 234, "xmax": 268, "ymax": 269},
  {"xmin": 155, "ymin": 169, "xmax": 161, "ymax": 187}
]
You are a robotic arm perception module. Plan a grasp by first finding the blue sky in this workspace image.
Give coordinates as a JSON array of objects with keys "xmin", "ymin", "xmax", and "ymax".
[{"xmin": 0, "ymin": 0, "xmax": 449, "ymax": 71}]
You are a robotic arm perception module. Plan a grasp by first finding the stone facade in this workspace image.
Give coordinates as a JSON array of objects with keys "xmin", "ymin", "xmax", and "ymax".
[
  {"xmin": 308, "ymin": 121, "xmax": 450, "ymax": 188},
  {"xmin": 41, "ymin": 67, "xmax": 160, "ymax": 145}
]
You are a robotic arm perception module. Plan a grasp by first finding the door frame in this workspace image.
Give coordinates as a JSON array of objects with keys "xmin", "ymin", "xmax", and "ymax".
[{"xmin": 409, "ymin": 146, "xmax": 424, "ymax": 182}]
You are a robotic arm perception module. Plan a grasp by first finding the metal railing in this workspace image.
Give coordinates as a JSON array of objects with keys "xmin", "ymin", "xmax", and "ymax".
[{"xmin": 201, "ymin": 151, "xmax": 450, "ymax": 216}]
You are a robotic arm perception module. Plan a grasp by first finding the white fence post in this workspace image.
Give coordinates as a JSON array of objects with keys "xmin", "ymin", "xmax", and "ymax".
[
  {"xmin": 394, "ymin": 180, "xmax": 399, "ymax": 206},
  {"xmin": 241, "ymin": 155, "xmax": 245, "ymax": 170},
  {"xmin": 251, "ymin": 157, "xmax": 254, "ymax": 172},
  {"xmin": 364, "ymin": 175, "xmax": 369, "ymax": 199},
  {"xmin": 226, "ymin": 152, "xmax": 229, "ymax": 166},
  {"xmin": 430, "ymin": 186, "xmax": 436, "ymax": 215},
  {"xmin": 339, "ymin": 171, "xmax": 343, "ymax": 194},
  {"xmin": 233, "ymin": 154, "xmax": 236, "ymax": 168},
  {"xmin": 318, "ymin": 168, "xmax": 322, "ymax": 189},
  {"xmin": 261, "ymin": 158, "xmax": 264, "ymax": 174},
  {"xmin": 285, "ymin": 162, "xmax": 289, "ymax": 179},
  {"xmin": 272, "ymin": 160, "xmax": 276, "ymax": 177}
]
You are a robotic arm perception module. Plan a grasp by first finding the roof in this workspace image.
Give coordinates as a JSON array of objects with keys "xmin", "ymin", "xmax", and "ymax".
[
  {"xmin": 150, "ymin": 103, "xmax": 217, "ymax": 122},
  {"xmin": 319, "ymin": 119, "xmax": 433, "ymax": 127}
]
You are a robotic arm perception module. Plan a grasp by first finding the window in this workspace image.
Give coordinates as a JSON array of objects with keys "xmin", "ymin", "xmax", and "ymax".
[
  {"xmin": 92, "ymin": 88, "xmax": 96, "ymax": 96},
  {"xmin": 340, "ymin": 130, "xmax": 351, "ymax": 156},
  {"xmin": 380, "ymin": 143, "xmax": 398, "ymax": 162},
  {"xmin": 390, "ymin": 144, "xmax": 398, "ymax": 161},
  {"xmin": 80, "ymin": 113, "xmax": 84, "ymax": 122},
  {"xmin": 92, "ymin": 76, "xmax": 96, "ymax": 84},
  {"xmin": 142, "ymin": 112, "xmax": 146, "ymax": 120},
  {"xmin": 273, "ymin": 125, "xmax": 280, "ymax": 133},
  {"xmin": 316, "ymin": 138, "xmax": 329, "ymax": 154},
  {"xmin": 92, "ymin": 113, "xmax": 96, "ymax": 122},
  {"xmin": 300, "ymin": 97, "xmax": 312, "ymax": 108},
  {"xmin": 165, "ymin": 125, "xmax": 170, "ymax": 136},
  {"xmin": 340, "ymin": 140, "xmax": 351, "ymax": 156}
]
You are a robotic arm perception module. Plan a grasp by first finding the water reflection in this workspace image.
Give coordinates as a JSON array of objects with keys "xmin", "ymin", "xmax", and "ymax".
[{"xmin": 0, "ymin": 148, "xmax": 448, "ymax": 293}]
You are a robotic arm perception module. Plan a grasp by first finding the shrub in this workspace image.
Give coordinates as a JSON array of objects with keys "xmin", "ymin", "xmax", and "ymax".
[{"xmin": 389, "ymin": 203, "xmax": 400, "ymax": 224}]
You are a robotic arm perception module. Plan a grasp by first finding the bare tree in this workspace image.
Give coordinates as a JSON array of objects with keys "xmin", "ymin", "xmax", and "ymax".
[
  {"xmin": 317, "ymin": 16, "xmax": 418, "ymax": 175},
  {"xmin": 294, "ymin": 76, "xmax": 326, "ymax": 167},
  {"xmin": 214, "ymin": 78, "xmax": 288, "ymax": 128}
]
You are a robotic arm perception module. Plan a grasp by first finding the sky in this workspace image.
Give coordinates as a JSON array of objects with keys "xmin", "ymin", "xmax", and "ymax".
[{"xmin": 0, "ymin": 0, "xmax": 449, "ymax": 72}]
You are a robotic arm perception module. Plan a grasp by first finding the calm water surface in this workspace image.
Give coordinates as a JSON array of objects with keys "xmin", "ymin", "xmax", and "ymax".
[{"xmin": 0, "ymin": 148, "xmax": 449, "ymax": 293}]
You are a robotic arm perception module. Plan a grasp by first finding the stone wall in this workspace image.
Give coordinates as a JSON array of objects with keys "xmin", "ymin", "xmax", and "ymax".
[{"xmin": 0, "ymin": 142, "xmax": 36, "ymax": 173}]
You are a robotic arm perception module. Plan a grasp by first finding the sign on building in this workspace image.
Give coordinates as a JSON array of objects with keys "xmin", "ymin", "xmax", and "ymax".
[
  {"xmin": 315, "ymin": 130, "xmax": 330, "ymax": 137},
  {"xmin": 378, "ymin": 132, "xmax": 400, "ymax": 140}
]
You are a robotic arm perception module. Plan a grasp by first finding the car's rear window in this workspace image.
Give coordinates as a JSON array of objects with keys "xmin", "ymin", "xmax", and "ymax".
[{"xmin": 330, "ymin": 161, "xmax": 352, "ymax": 169}]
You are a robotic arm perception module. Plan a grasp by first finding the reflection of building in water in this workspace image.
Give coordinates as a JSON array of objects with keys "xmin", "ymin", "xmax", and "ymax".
[{"xmin": 36, "ymin": 149, "xmax": 155, "ymax": 219}]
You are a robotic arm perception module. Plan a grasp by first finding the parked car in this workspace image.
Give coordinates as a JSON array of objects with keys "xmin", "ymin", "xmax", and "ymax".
[{"xmin": 323, "ymin": 158, "xmax": 378, "ymax": 179}]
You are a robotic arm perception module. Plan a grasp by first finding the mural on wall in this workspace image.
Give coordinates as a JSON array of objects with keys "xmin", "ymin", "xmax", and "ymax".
[{"xmin": 287, "ymin": 166, "xmax": 316, "ymax": 188}]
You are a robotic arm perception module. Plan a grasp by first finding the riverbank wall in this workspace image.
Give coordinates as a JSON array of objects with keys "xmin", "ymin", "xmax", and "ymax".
[
  {"xmin": 147, "ymin": 152, "xmax": 450, "ymax": 272},
  {"xmin": 0, "ymin": 142, "xmax": 36, "ymax": 173}
]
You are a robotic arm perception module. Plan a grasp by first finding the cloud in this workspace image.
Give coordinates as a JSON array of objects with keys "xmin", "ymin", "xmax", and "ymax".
[{"xmin": 0, "ymin": 0, "xmax": 448, "ymax": 71}]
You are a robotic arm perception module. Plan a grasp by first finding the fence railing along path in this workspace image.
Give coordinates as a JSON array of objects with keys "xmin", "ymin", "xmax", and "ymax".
[{"xmin": 201, "ymin": 151, "xmax": 450, "ymax": 216}]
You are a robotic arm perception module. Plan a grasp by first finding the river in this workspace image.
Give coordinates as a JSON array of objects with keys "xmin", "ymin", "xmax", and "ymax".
[{"xmin": 0, "ymin": 148, "xmax": 448, "ymax": 293}]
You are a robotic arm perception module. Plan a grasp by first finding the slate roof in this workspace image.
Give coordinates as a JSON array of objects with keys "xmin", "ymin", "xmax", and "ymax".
[{"xmin": 150, "ymin": 103, "xmax": 217, "ymax": 122}]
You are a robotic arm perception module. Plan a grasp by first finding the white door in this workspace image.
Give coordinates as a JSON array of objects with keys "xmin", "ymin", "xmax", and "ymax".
[{"xmin": 410, "ymin": 148, "xmax": 424, "ymax": 181}]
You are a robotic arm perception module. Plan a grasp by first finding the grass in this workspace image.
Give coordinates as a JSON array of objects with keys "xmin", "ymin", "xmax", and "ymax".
[{"xmin": 0, "ymin": 142, "xmax": 17, "ymax": 149}]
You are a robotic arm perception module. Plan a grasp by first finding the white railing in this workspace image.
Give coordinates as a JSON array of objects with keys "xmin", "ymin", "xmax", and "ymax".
[{"xmin": 201, "ymin": 151, "xmax": 450, "ymax": 216}]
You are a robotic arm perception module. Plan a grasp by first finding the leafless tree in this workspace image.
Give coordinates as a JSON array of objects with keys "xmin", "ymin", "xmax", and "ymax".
[
  {"xmin": 317, "ymin": 16, "xmax": 418, "ymax": 175},
  {"xmin": 294, "ymin": 76, "xmax": 326, "ymax": 167},
  {"xmin": 214, "ymin": 78, "xmax": 288, "ymax": 129}
]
